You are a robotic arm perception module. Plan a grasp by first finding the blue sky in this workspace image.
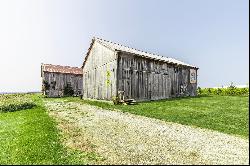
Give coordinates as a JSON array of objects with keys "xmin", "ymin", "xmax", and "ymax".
[{"xmin": 0, "ymin": 0, "xmax": 249, "ymax": 92}]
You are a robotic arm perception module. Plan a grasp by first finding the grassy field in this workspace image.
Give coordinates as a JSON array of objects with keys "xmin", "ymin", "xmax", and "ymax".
[
  {"xmin": 57, "ymin": 95, "xmax": 249, "ymax": 138},
  {"xmin": 0, "ymin": 94, "xmax": 98, "ymax": 165},
  {"xmin": 0, "ymin": 93, "xmax": 248, "ymax": 164}
]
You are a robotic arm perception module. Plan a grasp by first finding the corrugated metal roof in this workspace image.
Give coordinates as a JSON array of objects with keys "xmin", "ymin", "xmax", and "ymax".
[
  {"xmin": 41, "ymin": 64, "xmax": 83, "ymax": 75},
  {"xmin": 94, "ymin": 37, "xmax": 198, "ymax": 68}
]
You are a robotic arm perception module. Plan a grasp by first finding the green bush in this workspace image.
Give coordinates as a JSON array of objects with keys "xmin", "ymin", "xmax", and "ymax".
[
  {"xmin": 42, "ymin": 80, "xmax": 50, "ymax": 91},
  {"xmin": 0, "ymin": 94, "xmax": 36, "ymax": 113},
  {"xmin": 0, "ymin": 102, "xmax": 35, "ymax": 113},
  {"xmin": 63, "ymin": 83, "xmax": 74, "ymax": 96},
  {"xmin": 197, "ymin": 86, "xmax": 249, "ymax": 96}
]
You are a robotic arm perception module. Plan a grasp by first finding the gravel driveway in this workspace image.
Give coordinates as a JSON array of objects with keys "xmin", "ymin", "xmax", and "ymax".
[{"xmin": 45, "ymin": 101, "xmax": 249, "ymax": 165}]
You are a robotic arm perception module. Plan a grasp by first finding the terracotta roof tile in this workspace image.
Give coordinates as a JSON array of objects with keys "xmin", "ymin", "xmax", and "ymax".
[{"xmin": 41, "ymin": 64, "xmax": 82, "ymax": 75}]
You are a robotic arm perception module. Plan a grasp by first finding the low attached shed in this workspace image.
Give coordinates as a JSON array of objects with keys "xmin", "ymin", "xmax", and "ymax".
[
  {"xmin": 41, "ymin": 64, "xmax": 83, "ymax": 97},
  {"xmin": 82, "ymin": 37, "xmax": 199, "ymax": 101}
]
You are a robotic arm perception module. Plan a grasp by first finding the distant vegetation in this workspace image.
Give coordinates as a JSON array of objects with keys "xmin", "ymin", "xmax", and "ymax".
[{"xmin": 197, "ymin": 84, "xmax": 249, "ymax": 96}]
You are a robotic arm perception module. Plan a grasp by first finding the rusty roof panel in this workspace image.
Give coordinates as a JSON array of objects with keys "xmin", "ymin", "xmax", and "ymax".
[{"xmin": 41, "ymin": 64, "xmax": 83, "ymax": 75}]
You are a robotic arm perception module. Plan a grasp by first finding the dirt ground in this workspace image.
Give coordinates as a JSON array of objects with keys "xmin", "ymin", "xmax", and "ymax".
[{"xmin": 45, "ymin": 100, "xmax": 249, "ymax": 165}]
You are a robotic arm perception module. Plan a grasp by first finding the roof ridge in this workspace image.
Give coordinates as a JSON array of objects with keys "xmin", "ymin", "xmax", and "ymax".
[
  {"xmin": 92, "ymin": 37, "xmax": 197, "ymax": 68},
  {"xmin": 96, "ymin": 37, "xmax": 162, "ymax": 56},
  {"xmin": 42, "ymin": 63, "xmax": 83, "ymax": 75},
  {"xmin": 42, "ymin": 63, "xmax": 81, "ymax": 69}
]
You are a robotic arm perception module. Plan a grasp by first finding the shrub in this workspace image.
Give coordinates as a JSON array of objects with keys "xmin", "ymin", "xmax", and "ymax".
[
  {"xmin": 112, "ymin": 96, "xmax": 120, "ymax": 105},
  {"xmin": 197, "ymin": 87, "xmax": 202, "ymax": 95},
  {"xmin": 63, "ymin": 83, "xmax": 74, "ymax": 96},
  {"xmin": 0, "ymin": 102, "xmax": 35, "ymax": 113},
  {"xmin": 42, "ymin": 80, "xmax": 50, "ymax": 91},
  {"xmin": 217, "ymin": 88, "xmax": 222, "ymax": 95},
  {"xmin": 0, "ymin": 94, "xmax": 36, "ymax": 113},
  {"xmin": 197, "ymin": 87, "xmax": 249, "ymax": 96}
]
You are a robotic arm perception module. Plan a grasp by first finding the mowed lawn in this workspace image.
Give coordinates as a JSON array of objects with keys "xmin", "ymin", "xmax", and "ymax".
[
  {"xmin": 0, "ymin": 94, "xmax": 248, "ymax": 164},
  {"xmin": 0, "ymin": 94, "xmax": 98, "ymax": 165},
  {"xmin": 64, "ymin": 95, "xmax": 249, "ymax": 138}
]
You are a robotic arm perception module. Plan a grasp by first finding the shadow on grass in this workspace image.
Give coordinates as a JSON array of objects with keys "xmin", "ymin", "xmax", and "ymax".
[
  {"xmin": 45, "ymin": 94, "xmax": 214, "ymax": 107},
  {"xmin": 73, "ymin": 95, "xmax": 213, "ymax": 107},
  {"xmin": 137, "ymin": 95, "xmax": 212, "ymax": 104}
]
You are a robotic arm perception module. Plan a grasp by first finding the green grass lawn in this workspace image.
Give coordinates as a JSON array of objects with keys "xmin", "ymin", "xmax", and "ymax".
[
  {"xmin": 57, "ymin": 95, "xmax": 249, "ymax": 138},
  {"xmin": 0, "ymin": 94, "xmax": 97, "ymax": 165},
  {"xmin": 1, "ymin": 94, "xmax": 248, "ymax": 164}
]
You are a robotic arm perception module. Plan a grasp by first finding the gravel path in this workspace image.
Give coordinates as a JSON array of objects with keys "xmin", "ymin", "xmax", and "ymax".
[{"xmin": 45, "ymin": 101, "xmax": 249, "ymax": 165}]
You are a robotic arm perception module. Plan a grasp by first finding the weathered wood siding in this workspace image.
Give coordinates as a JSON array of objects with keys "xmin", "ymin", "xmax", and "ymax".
[
  {"xmin": 82, "ymin": 41, "xmax": 117, "ymax": 100},
  {"xmin": 117, "ymin": 52, "xmax": 197, "ymax": 101},
  {"xmin": 42, "ymin": 72, "xmax": 82, "ymax": 97}
]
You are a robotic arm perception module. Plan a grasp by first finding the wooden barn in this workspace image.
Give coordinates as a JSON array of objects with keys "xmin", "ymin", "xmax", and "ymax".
[
  {"xmin": 82, "ymin": 37, "xmax": 199, "ymax": 101},
  {"xmin": 41, "ymin": 64, "xmax": 83, "ymax": 97}
]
